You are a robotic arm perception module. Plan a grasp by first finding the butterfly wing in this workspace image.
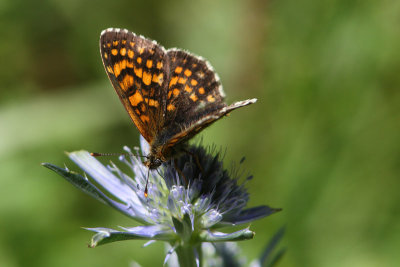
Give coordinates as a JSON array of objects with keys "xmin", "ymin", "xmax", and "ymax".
[
  {"xmin": 100, "ymin": 29, "xmax": 257, "ymax": 161},
  {"xmin": 158, "ymin": 49, "xmax": 256, "ymax": 151},
  {"xmin": 100, "ymin": 28, "xmax": 169, "ymax": 143},
  {"xmin": 161, "ymin": 50, "xmax": 226, "ymax": 135}
]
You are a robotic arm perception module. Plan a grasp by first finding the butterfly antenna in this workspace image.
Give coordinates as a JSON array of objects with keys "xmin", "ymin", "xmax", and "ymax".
[
  {"xmin": 144, "ymin": 168, "xmax": 150, "ymax": 198},
  {"xmin": 90, "ymin": 152, "xmax": 147, "ymax": 158},
  {"xmin": 90, "ymin": 152, "xmax": 128, "ymax": 157}
]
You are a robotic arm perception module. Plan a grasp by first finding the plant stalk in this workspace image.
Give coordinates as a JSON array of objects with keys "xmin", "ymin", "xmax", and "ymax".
[{"xmin": 175, "ymin": 244, "xmax": 199, "ymax": 267}]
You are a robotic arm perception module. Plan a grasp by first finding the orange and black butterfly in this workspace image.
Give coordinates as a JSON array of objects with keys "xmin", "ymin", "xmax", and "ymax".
[{"xmin": 100, "ymin": 28, "xmax": 256, "ymax": 170}]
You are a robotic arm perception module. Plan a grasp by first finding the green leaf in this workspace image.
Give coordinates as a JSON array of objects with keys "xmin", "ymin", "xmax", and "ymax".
[{"xmin": 42, "ymin": 163, "xmax": 107, "ymax": 204}]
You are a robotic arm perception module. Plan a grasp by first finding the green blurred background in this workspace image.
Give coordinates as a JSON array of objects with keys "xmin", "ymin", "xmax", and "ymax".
[{"xmin": 1, "ymin": 0, "xmax": 399, "ymax": 266}]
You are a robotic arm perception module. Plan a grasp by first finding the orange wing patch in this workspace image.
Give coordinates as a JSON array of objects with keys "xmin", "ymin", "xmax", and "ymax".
[
  {"xmin": 134, "ymin": 67, "xmax": 143, "ymax": 78},
  {"xmin": 140, "ymin": 115, "xmax": 150, "ymax": 123},
  {"xmin": 175, "ymin": 66, "xmax": 183, "ymax": 73},
  {"xmin": 129, "ymin": 92, "xmax": 143, "ymax": 107},
  {"xmin": 152, "ymin": 73, "xmax": 163, "ymax": 85},
  {"xmin": 147, "ymin": 99, "xmax": 159, "ymax": 107},
  {"xmin": 106, "ymin": 66, "xmax": 114, "ymax": 74},
  {"xmin": 184, "ymin": 85, "xmax": 192, "ymax": 93},
  {"xmin": 142, "ymin": 71, "xmax": 152, "ymax": 85},
  {"xmin": 169, "ymin": 76, "xmax": 178, "ymax": 87},
  {"xmin": 119, "ymin": 75, "xmax": 134, "ymax": 91},
  {"xmin": 128, "ymin": 49, "xmax": 134, "ymax": 59},
  {"xmin": 178, "ymin": 77, "xmax": 187, "ymax": 84},
  {"xmin": 190, "ymin": 93, "xmax": 198, "ymax": 102},
  {"xmin": 173, "ymin": 88, "xmax": 180, "ymax": 97},
  {"xmin": 191, "ymin": 79, "xmax": 198, "ymax": 86},
  {"xmin": 207, "ymin": 95, "xmax": 216, "ymax": 103},
  {"xmin": 167, "ymin": 104, "xmax": 175, "ymax": 111},
  {"xmin": 120, "ymin": 48, "xmax": 126, "ymax": 56},
  {"xmin": 184, "ymin": 69, "xmax": 192, "ymax": 77}
]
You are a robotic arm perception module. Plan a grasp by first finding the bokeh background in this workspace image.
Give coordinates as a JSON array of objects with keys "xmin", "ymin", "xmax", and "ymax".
[{"xmin": 1, "ymin": 0, "xmax": 399, "ymax": 266}]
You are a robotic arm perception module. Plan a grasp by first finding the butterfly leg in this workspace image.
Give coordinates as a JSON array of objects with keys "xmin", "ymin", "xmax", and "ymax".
[
  {"xmin": 174, "ymin": 159, "xmax": 188, "ymax": 186},
  {"xmin": 182, "ymin": 148, "xmax": 204, "ymax": 173}
]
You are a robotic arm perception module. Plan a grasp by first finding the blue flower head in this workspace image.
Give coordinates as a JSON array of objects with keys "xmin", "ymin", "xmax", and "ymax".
[{"xmin": 43, "ymin": 136, "xmax": 280, "ymax": 265}]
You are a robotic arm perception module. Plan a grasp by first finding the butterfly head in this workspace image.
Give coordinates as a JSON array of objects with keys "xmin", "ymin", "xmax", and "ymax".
[{"xmin": 144, "ymin": 155, "xmax": 163, "ymax": 170}]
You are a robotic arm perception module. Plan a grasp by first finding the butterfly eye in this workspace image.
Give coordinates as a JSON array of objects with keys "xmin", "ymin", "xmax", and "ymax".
[{"xmin": 155, "ymin": 159, "xmax": 163, "ymax": 167}]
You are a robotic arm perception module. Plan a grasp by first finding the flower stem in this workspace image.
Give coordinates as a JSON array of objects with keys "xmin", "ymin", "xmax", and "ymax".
[{"xmin": 175, "ymin": 244, "xmax": 199, "ymax": 267}]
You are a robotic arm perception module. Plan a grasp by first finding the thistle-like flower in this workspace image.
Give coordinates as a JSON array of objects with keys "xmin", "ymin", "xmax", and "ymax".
[{"xmin": 43, "ymin": 137, "xmax": 280, "ymax": 266}]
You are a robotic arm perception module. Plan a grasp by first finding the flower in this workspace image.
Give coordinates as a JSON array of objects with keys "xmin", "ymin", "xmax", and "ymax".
[{"xmin": 43, "ymin": 136, "xmax": 281, "ymax": 266}]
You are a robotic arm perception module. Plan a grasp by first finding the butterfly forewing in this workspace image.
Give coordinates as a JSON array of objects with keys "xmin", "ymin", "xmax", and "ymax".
[{"xmin": 100, "ymin": 29, "xmax": 169, "ymax": 143}]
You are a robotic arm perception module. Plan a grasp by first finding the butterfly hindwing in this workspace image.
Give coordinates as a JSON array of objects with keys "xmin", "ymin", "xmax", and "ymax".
[
  {"xmin": 162, "ymin": 50, "xmax": 227, "ymax": 136},
  {"xmin": 100, "ymin": 28, "xmax": 169, "ymax": 143}
]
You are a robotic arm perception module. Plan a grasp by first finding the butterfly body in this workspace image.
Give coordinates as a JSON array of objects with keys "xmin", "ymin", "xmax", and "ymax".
[{"xmin": 100, "ymin": 28, "xmax": 256, "ymax": 169}]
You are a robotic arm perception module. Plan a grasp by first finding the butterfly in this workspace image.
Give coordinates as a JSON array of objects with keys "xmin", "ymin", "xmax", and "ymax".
[{"xmin": 100, "ymin": 28, "xmax": 256, "ymax": 170}]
